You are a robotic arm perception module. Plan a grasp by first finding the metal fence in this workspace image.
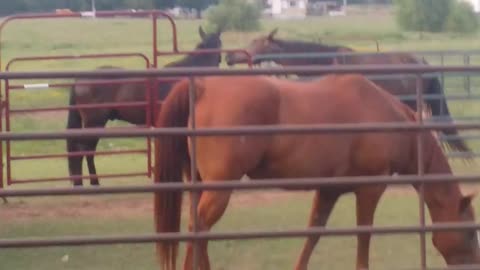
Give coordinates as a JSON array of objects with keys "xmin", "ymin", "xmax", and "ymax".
[
  {"xmin": 2, "ymin": 10, "xmax": 480, "ymax": 187},
  {"xmin": 1, "ymin": 65, "xmax": 480, "ymax": 270},
  {"xmin": 0, "ymin": 10, "xmax": 253, "ymax": 187},
  {"xmin": 253, "ymin": 50, "xmax": 480, "ymax": 159}
]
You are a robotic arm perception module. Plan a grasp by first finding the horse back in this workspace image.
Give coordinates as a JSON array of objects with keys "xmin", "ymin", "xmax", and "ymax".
[
  {"xmin": 72, "ymin": 66, "xmax": 148, "ymax": 124},
  {"xmin": 271, "ymin": 74, "xmax": 417, "ymax": 177},
  {"xmin": 191, "ymin": 76, "xmax": 281, "ymax": 179},
  {"xmin": 191, "ymin": 75, "xmax": 418, "ymax": 181}
]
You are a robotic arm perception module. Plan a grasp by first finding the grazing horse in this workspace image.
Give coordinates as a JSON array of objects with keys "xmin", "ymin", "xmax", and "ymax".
[
  {"xmin": 224, "ymin": 29, "xmax": 471, "ymax": 155},
  {"xmin": 154, "ymin": 75, "xmax": 480, "ymax": 270},
  {"xmin": 66, "ymin": 26, "xmax": 223, "ymax": 187}
]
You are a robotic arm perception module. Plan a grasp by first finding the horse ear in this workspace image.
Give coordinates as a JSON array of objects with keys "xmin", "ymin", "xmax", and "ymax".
[
  {"xmin": 267, "ymin": 28, "xmax": 278, "ymax": 41},
  {"xmin": 460, "ymin": 192, "xmax": 478, "ymax": 213},
  {"xmin": 199, "ymin": 26, "xmax": 207, "ymax": 40}
]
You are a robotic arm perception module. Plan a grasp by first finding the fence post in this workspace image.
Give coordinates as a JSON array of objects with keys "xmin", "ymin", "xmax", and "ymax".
[
  {"xmin": 416, "ymin": 73, "xmax": 427, "ymax": 270},
  {"xmin": 145, "ymin": 78, "xmax": 153, "ymax": 178},
  {"xmin": 0, "ymin": 91, "xmax": 3, "ymax": 190},
  {"xmin": 188, "ymin": 77, "xmax": 200, "ymax": 270},
  {"xmin": 464, "ymin": 54, "xmax": 471, "ymax": 94},
  {"xmin": 0, "ymin": 92, "xmax": 6, "ymax": 204},
  {"xmin": 440, "ymin": 53, "xmax": 445, "ymax": 116},
  {"xmin": 4, "ymin": 78, "xmax": 11, "ymax": 186}
]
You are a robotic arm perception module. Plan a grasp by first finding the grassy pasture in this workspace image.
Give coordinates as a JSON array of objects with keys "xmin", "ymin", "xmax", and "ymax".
[
  {"xmin": 0, "ymin": 190, "xmax": 467, "ymax": 270},
  {"xmin": 2, "ymin": 12, "xmax": 480, "ymax": 270}
]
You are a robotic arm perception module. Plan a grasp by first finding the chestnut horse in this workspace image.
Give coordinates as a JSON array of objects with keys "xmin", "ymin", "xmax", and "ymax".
[
  {"xmin": 154, "ymin": 75, "xmax": 480, "ymax": 270},
  {"xmin": 225, "ymin": 29, "xmax": 471, "ymax": 155},
  {"xmin": 66, "ymin": 26, "xmax": 222, "ymax": 186}
]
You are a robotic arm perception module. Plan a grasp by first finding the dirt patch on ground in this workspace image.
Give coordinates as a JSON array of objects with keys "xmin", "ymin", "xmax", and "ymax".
[
  {"xmin": 0, "ymin": 188, "xmax": 419, "ymax": 223},
  {"xmin": 0, "ymin": 190, "xmax": 307, "ymax": 223}
]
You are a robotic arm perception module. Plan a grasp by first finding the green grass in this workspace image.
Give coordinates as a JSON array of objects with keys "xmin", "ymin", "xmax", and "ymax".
[
  {"xmin": 0, "ymin": 191, "xmax": 467, "ymax": 270},
  {"xmin": 1, "ymin": 14, "xmax": 479, "ymax": 188},
  {"xmin": 3, "ymin": 12, "xmax": 480, "ymax": 270}
]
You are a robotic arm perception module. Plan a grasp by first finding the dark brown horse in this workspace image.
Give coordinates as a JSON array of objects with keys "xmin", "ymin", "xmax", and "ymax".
[
  {"xmin": 66, "ymin": 26, "xmax": 223, "ymax": 187},
  {"xmin": 154, "ymin": 75, "xmax": 480, "ymax": 270},
  {"xmin": 225, "ymin": 29, "xmax": 471, "ymax": 155}
]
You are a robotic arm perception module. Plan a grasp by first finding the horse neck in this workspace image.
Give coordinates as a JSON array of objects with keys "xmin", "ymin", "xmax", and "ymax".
[
  {"xmin": 276, "ymin": 39, "xmax": 342, "ymax": 52},
  {"xmin": 165, "ymin": 50, "xmax": 219, "ymax": 68},
  {"xmin": 417, "ymin": 132, "xmax": 463, "ymax": 222},
  {"xmin": 274, "ymin": 39, "xmax": 349, "ymax": 65}
]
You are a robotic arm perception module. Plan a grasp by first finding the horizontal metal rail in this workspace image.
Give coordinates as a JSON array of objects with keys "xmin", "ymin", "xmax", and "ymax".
[
  {"xmin": 10, "ymin": 149, "xmax": 147, "ymax": 161},
  {"xmin": 8, "ymin": 78, "xmax": 151, "ymax": 91},
  {"xmin": 11, "ymin": 172, "xmax": 148, "ymax": 185},
  {"xmin": 252, "ymin": 50, "xmax": 480, "ymax": 61},
  {"xmin": 14, "ymin": 102, "xmax": 149, "ymax": 114},
  {"xmin": 447, "ymin": 152, "xmax": 480, "ymax": 158},
  {"xmin": 2, "ymin": 222, "xmax": 480, "ymax": 248},
  {"xmin": 427, "ymin": 266, "xmax": 480, "ymax": 270},
  {"xmin": 0, "ymin": 173, "xmax": 478, "ymax": 196},
  {"xmin": 8, "ymin": 78, "xmax": 181, "ymax": 91},
  {"xmin": 430, "ymin": 116, "xmax": 480, "ymax": 121},
  {"xmin": 2, "ymin": 64, "xmax": 480, "ymax": 79},
  {"xmin": 11, "ymin": 101, "xmax": 148, "ymax": 114},
  {"xmin": 5, "ymin": 53, "xmax": 151, "ymax": 71},
  {"xmin": 442, "ymin": 134, "xmax": 480, "ymax": 140},
  {"xmin": 0, "ymin": 122, "xmax": 478, "ymax": 141},
  {"xmin": 397, "ymin": 93, "xmax": 480, "ymax": 102}
]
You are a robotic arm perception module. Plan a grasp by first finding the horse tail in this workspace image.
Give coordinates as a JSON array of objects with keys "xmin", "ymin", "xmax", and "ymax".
[
  {"xmin": 426, "ymin": 76, "xmax": 472, "ymax": 154},
  {"xmin": 66, "ymin": 87, "xmax": 82, "ymax": 150},
  {"xmin": 154, "ymin": 78, "xmax": 201, "ymax": 270}
]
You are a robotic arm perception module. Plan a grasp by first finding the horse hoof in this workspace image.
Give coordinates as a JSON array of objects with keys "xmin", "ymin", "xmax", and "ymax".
[
  {"xmin": 91, "ymin": 180, "xmax": 100, "ymax": 186},
  {"xmin": 73, "ymin": 182, "xmax": 83, "ymax": 187}
]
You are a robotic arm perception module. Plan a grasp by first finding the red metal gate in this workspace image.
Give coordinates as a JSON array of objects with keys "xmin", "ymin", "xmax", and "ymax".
[
  {"xmin": 5, "ymin": 53, "xmax": 152, "ymax": 185},
  {"xmin": 0, "ymin": 10, "xmax": 252, "ymax": 188}
]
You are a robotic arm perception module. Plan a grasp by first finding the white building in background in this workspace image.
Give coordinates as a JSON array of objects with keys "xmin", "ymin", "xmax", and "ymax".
[
  {"xmin": 267, "ymin": 0, "xmax": 309, "ymax": 19},
  {"xmin": 460, "ymin": 0, "xmax": 480, "ymax": 13}
]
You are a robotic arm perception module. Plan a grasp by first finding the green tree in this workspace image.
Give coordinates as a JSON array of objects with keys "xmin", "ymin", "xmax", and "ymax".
[
  {"xmin": 0, "ymin": 0, "xmax": 169, "ymax": 15},
  {"xmin": 445, "ymin": 1, "xmax": 479, "ymax": 33},
  {"xmin": 153, "ymin": 0, "xmax": 176, "ymax": 9},
  {"xmin": 177, "ymin": 0, "xmax": 216, "ymax": 18},
  {"xmin": 206, "ymin": 0, "xmax": 261, "ymax": 32},
  {"xmin": 0, "ymin": 0, "xmax": 28, "ymax": 15},
  {"xmin": 394, "ymin": 0, "xmax": 452, "ymax": 32},
  {"xmin": 65, "ymin": 0, "xmax": 89, "ymax": 11}
]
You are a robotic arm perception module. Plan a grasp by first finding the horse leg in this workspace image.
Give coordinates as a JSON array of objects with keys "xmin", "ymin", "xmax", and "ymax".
[
  {"xmin": 66, "ymin": 94, "xmax": 85, "ymax": 187},
  {"xmin": 355, "ymin": 185, "xmax": 386, "ymax": 270},
  {"xmin": 68, "ymin": 140, "xmax": 85, "ymax": 187},
  {"xmin": 183, "ymin": 190, "xmax": 232, "ymax": 270},
  {"xmin": 294, "ymin": 190, "xmax": 340, "ymax": 270},
  {"xmin": 83, "ymin": 117, "xmax": 108, "ymax": 186},
  {"xmin": 85, "ymin": 137, "xmax": 101, "ymax": 186},
  {"xmin": 183, "ymin": 164, "xmax": 204, "ymax": 269}
]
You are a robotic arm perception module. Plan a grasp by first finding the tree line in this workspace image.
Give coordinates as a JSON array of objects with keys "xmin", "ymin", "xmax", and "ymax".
[
  {"xmin": 0, "ymin": 0, "xmax": 217, "ymax": 16},
  {"xmin": 0, "ymin": 0, "xmax": 396, "ymax": 16},
  {"xmin": 394, "ymin": 0, "xmax": 478, "ymax": 33}
]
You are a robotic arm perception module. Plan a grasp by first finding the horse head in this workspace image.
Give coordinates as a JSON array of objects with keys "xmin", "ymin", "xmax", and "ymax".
[
  {"xmin": 430, "ymin": 191, "xmax": 480, "ymax": 265},
  {"xmin": 225, "ymin": 28, "xmax": 284, "ymax": 66},
  {"xmin": 195, "ymin": 26, "xmax": 223, "ymax": 66}
]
